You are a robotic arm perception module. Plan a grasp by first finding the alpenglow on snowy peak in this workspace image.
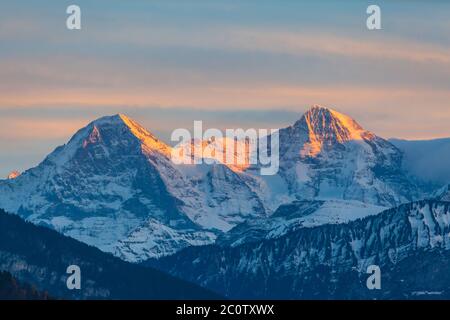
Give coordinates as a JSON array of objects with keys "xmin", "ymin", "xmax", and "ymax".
[
  {"xmin": 298, "ymin": 105, "xmax": 374, "ymax": 156},
  {"xmin": 257, "ymin": 104, "xmax": 420, "ymax": 209},
  {"xmin": 0, "ymin": 107, "xmax": 422, "ymax": 262}
]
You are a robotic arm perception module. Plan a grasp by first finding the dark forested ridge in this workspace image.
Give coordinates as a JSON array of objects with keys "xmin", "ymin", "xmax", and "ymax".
[
  {"xmin": 0, "ymin": 209, "xmax": 221, "ymax": 300},
  {"xmin": 0, "ymin": 271, "xmax": 51, "ymax": 300}
]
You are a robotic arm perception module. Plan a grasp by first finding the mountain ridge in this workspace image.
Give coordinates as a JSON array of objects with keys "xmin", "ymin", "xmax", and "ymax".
[{"xmin": 0, "ymin": 105, "xmax": 442, "ymax": 262}]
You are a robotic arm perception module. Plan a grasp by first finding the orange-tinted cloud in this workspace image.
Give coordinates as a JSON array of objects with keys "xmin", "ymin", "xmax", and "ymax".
[{"xmin": 0, "ymin": 117, "xmax": 89, "ymax": 140}]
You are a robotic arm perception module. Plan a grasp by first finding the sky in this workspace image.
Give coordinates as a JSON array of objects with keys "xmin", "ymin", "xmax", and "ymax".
[{"xmin": 0, "ymin": 0, "xmax": 450, "ymax": 177}]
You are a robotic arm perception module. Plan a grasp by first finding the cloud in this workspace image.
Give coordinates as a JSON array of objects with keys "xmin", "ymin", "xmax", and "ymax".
[
  {"xmin": 0, "ymin": 117, "xmax": 89, "ymax": 140},
  {"xmin": 77, "ymin": 23, "xmax": 450, "ymax": 65},
  {"xmin": 230, "ymin": 29, "xmax": 450, "ymax": 64}
]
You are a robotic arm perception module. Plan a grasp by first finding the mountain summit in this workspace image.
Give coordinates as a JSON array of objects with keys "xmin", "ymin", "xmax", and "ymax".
[
  {"xmin": 258, "ymin": 105, "xmax": 419, "ymax": 208},
  {"xmin": 49, "ymin": 114, "xmax": 171, "ymax": 167},
  {"xmin": 291, "ymin": 105, "xmax": 374, "ymax": 157},
  {"xmin": 303, "ymin": 105, "xmax": 371, "ymax": 141}
]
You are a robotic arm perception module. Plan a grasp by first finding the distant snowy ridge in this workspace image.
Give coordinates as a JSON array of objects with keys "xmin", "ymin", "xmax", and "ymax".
[{"xmin": 218, "ymin": 199, "xmax": 386, "ymax": 247}]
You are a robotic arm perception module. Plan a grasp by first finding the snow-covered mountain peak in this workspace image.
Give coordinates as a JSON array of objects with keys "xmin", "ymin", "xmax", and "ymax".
[
  {"xmin": 96, "ymin": 114, "xmax": 171, "ymax": 156},
  {"xmin": 294, "ymin": 105, "xmax": 374, "ymax": 157},
  {"xmin": 46, "ymin": 114, "xmax": 171, "ymax": 167},
  {"xmin": 271, "ymin": 105, "xmax": 417, "ymax": 207}
]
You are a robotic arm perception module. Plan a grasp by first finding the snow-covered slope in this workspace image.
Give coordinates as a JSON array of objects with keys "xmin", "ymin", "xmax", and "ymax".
[
  {"xmin": 115, "ymin": 218, "xmax": 217, "ymax": 262},
  {"xmin": 171, "ymin": 163, "xmax": 265, "ymax": 231},
  {"xmin": 218, "ymin": 200, "xmax": 386, "ymax": 247}
]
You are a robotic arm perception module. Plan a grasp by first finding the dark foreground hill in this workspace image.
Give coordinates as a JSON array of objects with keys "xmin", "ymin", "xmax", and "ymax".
[
  {"xmin": 0, "ymin": 209, "xmax": 220, "ymax": 300},
  {"xmin": 0, "ymin": 270, "xmax": 51, "ymax": 300}
]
